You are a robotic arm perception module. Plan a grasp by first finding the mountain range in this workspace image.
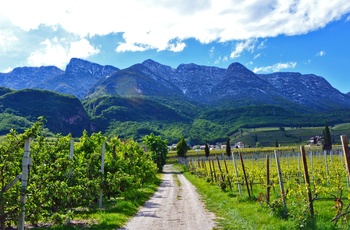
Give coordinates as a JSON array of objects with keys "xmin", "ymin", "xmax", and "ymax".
[
  {"xmin": 1, "ymin": 58, "xmax": 349, "ymax": 111},
  {"xmin": 0, "ymin": 58, "xmax": 350, "ymax": 143}
]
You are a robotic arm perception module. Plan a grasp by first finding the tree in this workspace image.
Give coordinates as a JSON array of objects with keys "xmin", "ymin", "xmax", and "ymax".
[
  {"xmin": 205, "ymin": 142, "xmax": 210, "ymax": 158},
  {"xmin": 176, "ymin": 137, "xmax": 188, "ymax": 157},
  {"xmin": 143, "ymin": 133, "xmax": 168, "ymax": 172},
  {"xmin": 323, "ymin": 121, "xmax": 332, "ymax": 151},
  {"xmin": 226, "ymin": 138, "xmax": 231, "ymax": 157}
]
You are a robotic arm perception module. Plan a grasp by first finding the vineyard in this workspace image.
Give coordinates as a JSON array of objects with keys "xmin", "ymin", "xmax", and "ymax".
[
  {"xmin": 185, "ymin": 137, "xmax": 350, "ymax": 229},
  {"xmin": 0, "ymin": 117, "xmax": 159, "ymax": 229}
]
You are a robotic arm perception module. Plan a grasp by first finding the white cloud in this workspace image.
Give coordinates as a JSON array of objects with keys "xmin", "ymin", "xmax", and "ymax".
[
  {"xmin": 230, "ymin": 39, "xmax": 256, "ymax": 58},
  {"xmin": 0, "ymin": 18, "xmax": 20, "ymax": 54},
  {"xmin": 253, "ymin": 62, "xmax": 297, "ymax": 73},
  {"xmin": 0, "ymin": 31, "xmax": 18, "ymax": 47},
  {"xmin": 27, "ymin": 37, "xmax": 99, "ymax": 68},
  {"xmin": 1, "ymin": 67, "xmax": 14, "ymax": 73},
  {"xmin": 316, "ymin": 50, "xmax": 326, "ymax": 56},
  {"xmin": 214, "ymin": 55, "xmax": 229, "ymax": 64},
  {"xmin": 209, "ymin": 46, "xmax": 215, "ymax": 58},
  {"xmin": 258, "ymin": 40, "xmax": 267, "ymax": 49},
  {"xmin": 1, "ymin": 0, "xmax": 349, "ymax": 53},
  {"xmin": 253, "ymin": 53, "xmax": 261, "ymax": 59}
]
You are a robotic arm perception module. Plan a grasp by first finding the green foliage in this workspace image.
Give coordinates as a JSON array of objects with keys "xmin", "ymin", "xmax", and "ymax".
[
  {"xmin": 3, "ymin": 89, "xmax": 350, "ymax": 146},
  {"xmin": 205, "ymin": 143, "xmax": 210, "ymax": 158},
  {"xmin": 176, "ymin": 137, "xmax": 189, "ymax": 157},
  {"xmin": 142, "ymin": 133, "xmax": 168, "ymax": 172},
  {"xmin": 226, "ymin": 138, "xmax": 231, "ymax": 157},
  {"xmin": 0, "ymin": 113, "xmax": 32, "ymax": 135},
  {"xmin": 0, "ymin": 119, "xmax": 158, "ymax": 229},
  {"xmin": 0, "ymin": 89, "xmax": 90, "ymax": 136},
  {"xmin": 323, "ymin": 121, "xmax": 332, "ymax": 151},
  {"xmin": 0, "ymin": 117, "xmax": 44, "ymax": 228}
]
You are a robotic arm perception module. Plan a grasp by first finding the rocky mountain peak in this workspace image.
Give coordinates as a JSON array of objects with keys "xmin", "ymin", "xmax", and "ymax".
[
  {"xmin": 226, "ymin": 62, "xmax": 256, "ymax": 77},
  {"xmin": 66, "ymin": 58, "xmax": 101, "ymax": 76},
  {"xmin": 35, "ymin": 58, "xmax": 120, "ymax": 98}
]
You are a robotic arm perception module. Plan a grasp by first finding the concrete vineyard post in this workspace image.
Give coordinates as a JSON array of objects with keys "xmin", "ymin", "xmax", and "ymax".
[
  {"xmin": 211, "ymin": 158, "xmax": 217, "ymax": 182},
  {"xmin": 99, "ymin": 142, "xmax": 105, "ymax": 209},
  {"xmin": 208, "ymin": 157, "xmax": 214, "ymax": 182},
  {"xmin": 18, "ymin": 138, "xmax": 31, "ymax": 230},
  {"xmin": 341, "ymin": 135, "xmax": 350, "ymax": 182},
  {"xmin": 232, "ymin": 152, "xmax": 242, "ymax": 195},
  {"xmin": 324, "ymin": 150, "xmax": 329, "ymax": 184},
  {"xmin": 266, "ymin": 155, "xmax": 270, "ymax": 204}
]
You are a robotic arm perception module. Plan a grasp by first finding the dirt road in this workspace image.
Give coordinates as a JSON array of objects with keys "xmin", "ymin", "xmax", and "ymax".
[{"xmin": 119, "ymin": 164, "xmax": 216, "ymax": 230}]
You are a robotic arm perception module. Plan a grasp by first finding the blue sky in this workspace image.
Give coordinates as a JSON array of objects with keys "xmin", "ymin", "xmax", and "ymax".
[{"xmin": 1, "ymin": 0, "xmax": 350, "ymax": 93}]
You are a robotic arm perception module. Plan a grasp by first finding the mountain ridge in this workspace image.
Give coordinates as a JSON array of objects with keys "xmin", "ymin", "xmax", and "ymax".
[{"xmin": 0, "ymin": 58, "xmax": 349, "ymax": 112}]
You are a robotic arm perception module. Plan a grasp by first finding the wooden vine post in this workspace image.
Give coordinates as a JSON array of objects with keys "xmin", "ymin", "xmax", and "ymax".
[
  {"xmin": 274, "ymin": 150, "xmax": 286, "ymax": 207},
  {"xmin": 239, "ymin": 152, "xmax": 250, "ymax": 198},
  {"xmin": 300, "ymin": 146, "xmax": 314, "ymax": 216},
  {"xmin": 341, "ymin": 135, "xmax": 350, "ymax": 181},
  {"xmin": 223, "ymin": 155, "xmax": 232, "ymax": 191},
  {"xmin": 232, "ymin": 152, "xmax": 242, "ymax": 195},
  {"xmin": 216, "ymin": 155, "xmax": 226, "ymax": 185},
  {"xmin": 202, "ymin": 159, "xmax": 208, "ymax": 177},
  {"xmin": 99, "ymin": 142, "xmax": 105, "ymax": 209},
  {"xmin": 266, "ymin": 155, "xmax": 270, "ymax": 204},
  {"xmin": 18, "ymin": 138, "xmax": 31, "ymax": 230}
]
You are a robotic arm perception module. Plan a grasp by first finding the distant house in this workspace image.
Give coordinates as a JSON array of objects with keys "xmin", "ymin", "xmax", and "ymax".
[
  {"xmin": 168, "ymin": 144, "xmax": 177, "ymax": 151},
  {"xmin": 234, "ymin": 142, "xmax": 245, "ymax": 148},
  {"xmin": 309, "ymin": 136, "xmax": 323, "ymax": 146}
]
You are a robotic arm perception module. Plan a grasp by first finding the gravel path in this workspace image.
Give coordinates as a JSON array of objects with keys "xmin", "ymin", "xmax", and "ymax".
[{"xmin": 119, "ymin": 164, "xmax": 216, "ymax": 230}]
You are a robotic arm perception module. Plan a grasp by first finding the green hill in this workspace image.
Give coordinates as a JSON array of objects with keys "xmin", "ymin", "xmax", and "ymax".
[
  {"xmin": 1, "ymin": 88, "xmax": 350, "ymax": 145},
  {"xmin": 0, "ymin": 89, "xmax": 91, "ymax": 136}
]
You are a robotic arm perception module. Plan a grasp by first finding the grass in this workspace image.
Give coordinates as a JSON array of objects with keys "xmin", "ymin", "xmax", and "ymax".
[
  {"xmin": 182, "ymin": 167, "xmax": 343, "ymax": 230},
  {"xmin": 32, "ymin": 176, "xmax": 162, "ymax": 230},
  {"xmin": 183, "ymin": 171, "xmax": 297, "ymax": 229}
]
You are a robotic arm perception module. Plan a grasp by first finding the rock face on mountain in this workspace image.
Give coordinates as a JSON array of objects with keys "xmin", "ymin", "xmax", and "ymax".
[
  {"xmin": 137, "ymin": 60, "xmax": 350, "ymax": 110},
  {"xmin": 36, "ymin": 58, "xmax": 119, "ymax": 98},
  {"xmin": 0, "ymin": 58, "xmax": 349, "ymax": 111},
  {"xmin": 86, "ymin": 63, "xmax": 183, "ymax": 99},
  {"xmin": 258, "ymin": 72, "xmax": 350, "ymax": 110},
  {"xmin": 210, "ymin": 63, "xmax": 287, "ymax": 106},
  {"xmin": 139, "ymin": 61, "xmax": 287, "ymax": 106}
]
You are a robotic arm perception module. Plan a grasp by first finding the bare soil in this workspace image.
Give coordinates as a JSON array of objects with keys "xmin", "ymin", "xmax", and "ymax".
[{"xmin": 119, "ymin": 164, "xmax": 217, "ymax": 230}]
